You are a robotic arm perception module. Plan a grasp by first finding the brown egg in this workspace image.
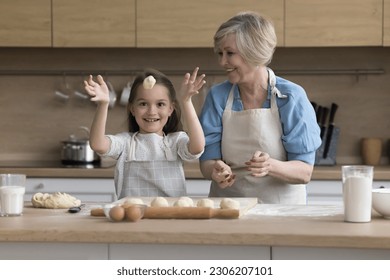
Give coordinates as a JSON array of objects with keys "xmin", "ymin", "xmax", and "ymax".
[
  {"xmin": 125, "ymin": 206, "xmax": 143, "ymax": 222},
  {"xmin": 109, "ymin": 205, "xmax": 125, "ymax": 222}
]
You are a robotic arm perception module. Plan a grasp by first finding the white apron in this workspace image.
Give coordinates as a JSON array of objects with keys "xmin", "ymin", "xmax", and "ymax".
[
  {"xmin": 209, "ymin": 69, "xmax": 306, "ymax": 204},
  {"xmin": 119, "ymin": 132, "xmax": 186, "ymax": 198}
]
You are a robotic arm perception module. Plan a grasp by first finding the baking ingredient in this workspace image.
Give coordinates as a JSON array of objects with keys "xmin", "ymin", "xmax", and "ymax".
[
  {"xmin": 31, "ymin": 192, "xmax": 81, "ymax": 209},
  {"xmin": 123, "ymin": 198, "xmax": 144, "ymax": 207},
  {"xmin": 151, "ymin": 197, "xmax": 169, "ymax": 207},
  {"xmin": 143, "ymin": 75, "xmax": 156, "ymax": 89},
  {"xmin": 125, "ymin": 205, "xmax": 144, "ymax": 222},
  {"xmin": 173, "ymin": 196, "xmax": 194, "ymax": 207},
  {"xmin": 0, "ymin": 186, "xmax": 25, "ymax": 216},
  {"xmin": 343, "ymin": 176, "xmax": 372, "ymax": 222},
  {"xmin": 196, "ymin": 198, "xmax": 214, "ymax": 208},
  {"xmin": 109, "ymin": 205, "xmax": 126, "ymax": 222},
  {"xmin": 220, "ymin": 198, "xmax": 240, "ymax": 210}
]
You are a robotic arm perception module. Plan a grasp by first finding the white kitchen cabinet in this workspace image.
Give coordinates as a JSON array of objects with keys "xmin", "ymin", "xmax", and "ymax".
[
  {"xmin": 0, "ymin": 242, "xmax": 108, "ymax": 260},
  {"xmin": 26, "ymin": 178, "xmax": 116, "ymax": 203},
  {"xmin": 306, "ymin": 180, "xmax": 389, "ymax": 205},
  {"xmin": 25, "ymin": 178, "xmax": 209, "ymax": 203},
  {"xmin": 272, "ymin": 246, "xmax": 390, "ymax": 260},
  {"xmin": 185, "ymin": 179, "xmax": 211, "ymax": 197},
  {"xmin": 109, "ymin": 244, "xmax": 270, "ymax": 260}
]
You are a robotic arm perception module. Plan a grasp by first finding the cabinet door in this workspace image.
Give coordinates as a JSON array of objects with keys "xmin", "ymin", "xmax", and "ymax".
[
  {"xmin": 53, "ymin": 0, "xmax": 135, "ymax": 47},
  {"xmin": 26, "ymin": 178, "xmax": 116, "ymax": 203},
  {"xmin": 285, "ymin": 0, "xmax": 382, "ymax": 46},
  {"xmin": 137, "ymin": 0, "xmax": 284, "ymax": 47},
  {"xmin": 385, "ymin": 0, "xmax": 390, "ymax": 46},
  {"xmin": 0, "ymin": 0, "xmax": 51, "ymax": 47}
]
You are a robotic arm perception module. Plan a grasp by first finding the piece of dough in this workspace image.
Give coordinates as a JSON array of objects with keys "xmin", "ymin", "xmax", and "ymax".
[
  {"xmin": 196, "ymin": 198, "xmax": 214, "ymax": 208},
  {"xmin": 31, "ymin": 192, "xmax": 81, "ymax": 209},
  {"xmin": 123, "ymin": 198, "xmax": 144, "ymax": 207},
  {"xmin": 173, "ymin": 196, "xmax": 194, "ymax": 207},
  {"xmin": 150, "ymin": 197, "xmax": 169, "ymax": 207},
  {"xmin": 143, "ymin": 75, "xmax": 156, "ymax": 89},
  {"xmin": 220, "ymin": 198, "xmax": 240, "ymax": 210}
]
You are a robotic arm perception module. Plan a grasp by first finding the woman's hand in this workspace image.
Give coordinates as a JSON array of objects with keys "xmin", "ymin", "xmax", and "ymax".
[
  {"xmin": 179, "ymin": 67, "xmax": 206, "ymax": 104},
  {"xmin": 84, "ymin": 75, "xmax": 110, "ymax": 105},
  {"xmin": 245, "ymin": 151, "xmax": 271, "ymax": 177},
  {"xmin": 211, "ymin": 160, "xmax": 236, "ymax": 189}
]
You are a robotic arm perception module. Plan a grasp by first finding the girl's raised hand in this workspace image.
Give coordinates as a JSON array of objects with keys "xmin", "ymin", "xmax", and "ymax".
[
  {"xmin": 84, "ymin": 75, "xmax": 110, "ymax": 104},
  {"xmin": 179, "ymin": 67, "xmax": 206, "ymax": 103}
]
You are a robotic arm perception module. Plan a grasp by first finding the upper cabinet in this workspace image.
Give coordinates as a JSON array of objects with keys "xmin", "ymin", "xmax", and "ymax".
[
  {"xmin": 136, "ymin": 0, "xmax": 284, "ymax": 47},
  {"xmin": 1, "ymin": 0, "xmax": 389, "ymax": 48},
  {"xmin": 285, "ymin": 0, "xmax": 383, "ymax": 47},
  {"xmin": 0, "ymin": 0, "xmax": 51, "ymax": 47},
  {"xmin": 52, "ymin": 0, "xmax": 136, "ymax": 47},
  {"xmin": 384, "ymin": 0, "xmax": 390, "ymax": 46}
]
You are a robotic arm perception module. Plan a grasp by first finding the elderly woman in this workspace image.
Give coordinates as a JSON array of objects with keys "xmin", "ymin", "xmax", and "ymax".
[{"xmin": 199, "ymin": 11, "xmax": 321, "ymax": 204}]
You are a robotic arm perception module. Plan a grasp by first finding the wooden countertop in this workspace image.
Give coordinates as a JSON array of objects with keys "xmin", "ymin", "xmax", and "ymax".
[
  {"xmin": 0, "ymin": 161, "xmax": 390, "ymax": 180},
  {"xmin": 1, "ymin": 203, "xmax": 390, "ymax": 250}
]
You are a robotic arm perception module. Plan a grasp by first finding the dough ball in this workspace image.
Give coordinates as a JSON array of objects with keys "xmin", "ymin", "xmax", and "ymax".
[
  {"xmin": 220, "ymin": 198, "xmax": 240, "ymax": 210},
  {"xmin": 196, "ymin": 198, "xmax": 214, "ymax": 208},
  {"xmin": 150, "ymin": 197, "xmax": 169, "ymax": 207},
  {"xmin": 123, "ymin": 198, "xmax": 144, "ymax": 207},
  {"xmin": 173, "ymin": 197, "xmax": 193, "ymax": 207},
  {"xmin": 143, "ymin": 75, "xmax": 156, "ymax": 89}
]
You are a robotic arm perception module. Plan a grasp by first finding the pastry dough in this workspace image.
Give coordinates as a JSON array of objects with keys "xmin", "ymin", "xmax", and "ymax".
[
  {"xmin": 196, "ymin": 198, "xmax": 214, "ymax": 208},
  {"xmin": 143, "ymin": 75, "xmax": 156, "ymax": 89},
  {"xmin": 220, "ymin": 198, "xmax": 240, "ymax": 210},
  {"xmin": 123, "ymin": 198, "xmax": 144, "ymax": 206},
  {"xmin": 173, "ymin": 196, "xmax": 194, "ymax": 207},
  {"xmin": 151, "ymin": 197, "xmax": 169, "ymax": 207},
  {"xmin": 31, "ymin": 192, "xmax": 81, "ymax": 209}
]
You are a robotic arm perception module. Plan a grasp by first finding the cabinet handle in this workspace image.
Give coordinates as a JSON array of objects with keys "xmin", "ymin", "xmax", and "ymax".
[{"xmin": 35, "ymin": 183, "xmax": 45, "ymax": 189}]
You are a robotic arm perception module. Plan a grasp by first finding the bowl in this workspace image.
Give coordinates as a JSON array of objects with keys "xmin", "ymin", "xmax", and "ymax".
[{"xmin": 372, "ymin": 188, "xmax": 390, "ymax": 219}]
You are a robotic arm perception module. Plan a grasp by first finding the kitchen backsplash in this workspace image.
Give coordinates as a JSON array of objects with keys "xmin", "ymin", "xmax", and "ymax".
[{"xmin": 0, "ymin": 47, "xmax": 389, "ymax": 165}]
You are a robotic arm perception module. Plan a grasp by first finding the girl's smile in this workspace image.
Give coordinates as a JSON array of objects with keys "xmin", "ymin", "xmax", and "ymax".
[{"xmin": 130, "ymin": 84, "xmax": 174, "ymax": 135}]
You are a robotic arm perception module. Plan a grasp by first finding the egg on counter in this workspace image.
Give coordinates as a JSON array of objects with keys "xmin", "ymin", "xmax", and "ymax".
[
  {"xmin": 125, "ymin": 205, "xmax": 145, "ymax": 222},
  {"xmin": 109, "ymin": 205, "xmax": 125, "ymax": 222}
]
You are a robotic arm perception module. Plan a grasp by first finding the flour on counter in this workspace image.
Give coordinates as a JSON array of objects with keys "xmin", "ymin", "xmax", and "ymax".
[{"xmin": 246, "ymin": 204, "xmax": 343, "ymax": 217}]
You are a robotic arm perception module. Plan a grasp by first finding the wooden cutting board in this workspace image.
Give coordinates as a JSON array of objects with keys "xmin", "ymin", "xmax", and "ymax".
[{"xmin": 116, "ymin": 196, "xmax": 258, "ymax": 217}]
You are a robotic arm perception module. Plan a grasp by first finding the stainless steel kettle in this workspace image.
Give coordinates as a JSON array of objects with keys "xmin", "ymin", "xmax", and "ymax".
[{"xmin": 61, "ymin": 126, "xmax": 100, "ymax": 164}]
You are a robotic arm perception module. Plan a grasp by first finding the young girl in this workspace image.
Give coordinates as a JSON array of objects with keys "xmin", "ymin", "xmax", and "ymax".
[{"xmin": 84, "ymin": 68, "xmax": 205, "ymax": 199}]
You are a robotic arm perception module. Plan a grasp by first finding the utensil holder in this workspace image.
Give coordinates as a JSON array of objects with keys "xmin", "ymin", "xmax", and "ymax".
[{"xmin": 315, "ymin": 126, "xmax": 340, "ymax": 166}]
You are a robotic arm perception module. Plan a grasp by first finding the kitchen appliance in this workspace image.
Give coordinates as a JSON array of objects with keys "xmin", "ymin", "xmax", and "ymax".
[{"xmin": 61, "ymin": 126, "xmax": 100, "ymax": 165}]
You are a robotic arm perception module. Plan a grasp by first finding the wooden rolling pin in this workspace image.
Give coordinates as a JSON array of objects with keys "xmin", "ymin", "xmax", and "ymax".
[
  {"xmin": 143, "ymin": 207, "xmax": 239, "ymax": 219},
  {"xmin": 90, "ymin": 206, "xmax": 240, "ymax": 219}
]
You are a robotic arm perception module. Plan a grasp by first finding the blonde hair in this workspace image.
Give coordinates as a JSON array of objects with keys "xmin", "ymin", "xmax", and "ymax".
[{"xmin": 213, "ymin": 11, "xmax": 277, "ymax": 66}]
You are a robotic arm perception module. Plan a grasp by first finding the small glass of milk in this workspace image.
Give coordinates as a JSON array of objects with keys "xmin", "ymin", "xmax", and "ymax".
[
  {"xmin": 342, "ymin": 166, "xmax": 373, "ymax": 223},
  {"xmin": 0, "ymin": 174, "xmax": 26, "ymax": 216}
]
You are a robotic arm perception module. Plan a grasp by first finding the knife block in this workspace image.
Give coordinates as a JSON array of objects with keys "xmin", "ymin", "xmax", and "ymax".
[{"xmin": 315, "ymin": 126, "xmax": 340, "ymax": 166}]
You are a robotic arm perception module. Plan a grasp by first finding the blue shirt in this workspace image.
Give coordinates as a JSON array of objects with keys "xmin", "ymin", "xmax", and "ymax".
[{"xmin": 199, "ymin": 75, "xmax": 322, "ymax": 164}]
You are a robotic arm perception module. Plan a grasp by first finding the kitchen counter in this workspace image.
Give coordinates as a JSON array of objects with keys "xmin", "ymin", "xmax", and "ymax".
[
  {"xmin": 1, "ymin": 203, "xmax": 390, "ymax": 260},
  {"xmin": 0, "ymin": 161, "xmax": 390, "ymax": 180},
  {"xmin": 0, "ymin": 203, "xmax": 389, "ymax": 248}
]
